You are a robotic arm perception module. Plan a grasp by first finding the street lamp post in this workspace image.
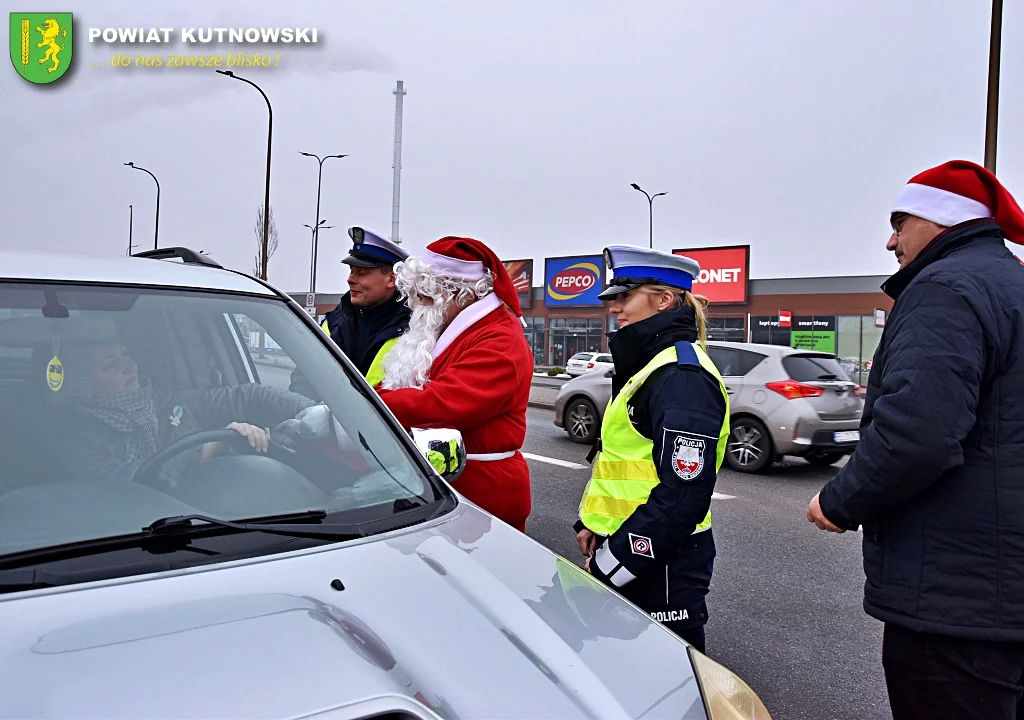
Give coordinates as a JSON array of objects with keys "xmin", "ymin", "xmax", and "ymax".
[
  {"xmin": 124, "ymin": 162, "xmax": 160, "ymax": 249},
  {"xmin": 217, "ymin": 69, "xmax": 273, "ymax": 280},
  {"xmin": 630, "ymin": 183, "xmax": 667, "ymax": 249},
  {"xmin": 304, "ymin": 221, "xmax": 333, "ymax": 292},
  {"xmin": 984, "ymin": 0, "xmax": 1003, "ymax": 172},
  {"xmin": 299, "ymin": 151, "xmax": 347, "ymax": 293}
]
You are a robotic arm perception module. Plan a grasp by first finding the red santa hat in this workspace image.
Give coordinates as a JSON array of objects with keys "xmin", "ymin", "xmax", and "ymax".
[
  {"xmin": 891, "ymin": 159, "xmax": 1024, "ymax": 245},
  {"xmin": 422, "ymin": 236, "xmax": 525, "ymax": 323}
]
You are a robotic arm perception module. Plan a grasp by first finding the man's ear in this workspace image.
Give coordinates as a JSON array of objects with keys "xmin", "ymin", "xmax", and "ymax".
[{"xmin": 386, "ymin": 267, "xmax": 397, "ymax": 290}]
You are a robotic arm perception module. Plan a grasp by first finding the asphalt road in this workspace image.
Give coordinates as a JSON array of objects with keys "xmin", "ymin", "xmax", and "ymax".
[{"xmin": 522, "ymin": 407, "xmax": 890, "ymax": 720}]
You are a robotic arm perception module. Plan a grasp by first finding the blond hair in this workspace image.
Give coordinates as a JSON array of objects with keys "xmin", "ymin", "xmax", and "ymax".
[{"xmin": 639, "ymin": 285, "xmax": 709, "ymax": 347}]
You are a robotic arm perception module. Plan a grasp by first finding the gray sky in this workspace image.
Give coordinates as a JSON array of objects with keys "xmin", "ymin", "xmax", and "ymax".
[{"xmin": 3, "ymin": 0, "xmax": 1021, "ymax": 293}]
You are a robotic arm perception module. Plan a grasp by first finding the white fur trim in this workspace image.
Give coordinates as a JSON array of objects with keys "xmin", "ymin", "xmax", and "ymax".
[
  {"xmin": 892, "ymin": 183, "xmax": 992, "ymax": 228},
  {"xmin": 432, "ymin": 292, "xmax": 502, "ymax": 360},
  {"xmin": 422, "ymin": 250, "xmax": 486, "ymax": 282}
]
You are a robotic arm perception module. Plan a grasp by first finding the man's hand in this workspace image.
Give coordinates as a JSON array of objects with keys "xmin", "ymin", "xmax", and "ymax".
[
  {"xmin": 576, "ymin": 528, "xmax": 598, "ymax": 557},
  {"xmin": 201, "ymin": 422, "xmax": 270, "ymax": 461},
  {"xmin": 582, "ymin": 556, "xmax": 592, "ymax": 574},
  {"xmin": 807, "ymin": 492, "xmax": 845, "ymax": 533}
]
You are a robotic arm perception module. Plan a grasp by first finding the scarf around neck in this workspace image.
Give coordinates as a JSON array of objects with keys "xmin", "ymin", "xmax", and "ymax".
[{"xmin": 80, "ymin": 380, "xmax": 160, "ymax": 463}]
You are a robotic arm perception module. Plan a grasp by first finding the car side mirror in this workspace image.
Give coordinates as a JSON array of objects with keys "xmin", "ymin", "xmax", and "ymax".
[
  {"xmin": 411, "ymin": 427, "xmax": 467, "ymax": 483},
  {"xmin": 604, "ymin": 369, "xmax": 615, "ymax": 378}
]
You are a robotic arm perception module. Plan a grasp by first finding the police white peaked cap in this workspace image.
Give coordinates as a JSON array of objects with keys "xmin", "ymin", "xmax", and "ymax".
[
  {"xmin": 342, "ymin": 227, "xmax": 410, "ymax": 268},
  {"xmin": 598, "ymin": 245, "xmax": 701, "ymax": 299}
]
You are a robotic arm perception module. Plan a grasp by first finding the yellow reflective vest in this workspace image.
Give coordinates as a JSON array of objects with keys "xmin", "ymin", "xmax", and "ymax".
[
  {"xmin": 578, "ymin": 341, "xmax": 730, "ymax": 538},
  {"xmin": 321, "ymin": 319, "xmax": 398, "ymax": 387}
]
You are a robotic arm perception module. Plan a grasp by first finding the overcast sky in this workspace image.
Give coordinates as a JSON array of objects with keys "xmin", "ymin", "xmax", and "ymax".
[{"xmin": 3, "ymin": 0, "xmax": 1021, "ymax": 293}]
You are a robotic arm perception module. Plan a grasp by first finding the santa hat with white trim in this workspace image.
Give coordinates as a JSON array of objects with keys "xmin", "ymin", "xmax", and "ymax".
[
  {"xmin": 892, "ymin": 159, "xmax": 1024, "ymax": 245},
  {"xmin": 421, "ymin": 236, "xmax": 526, "ymax": 325}
]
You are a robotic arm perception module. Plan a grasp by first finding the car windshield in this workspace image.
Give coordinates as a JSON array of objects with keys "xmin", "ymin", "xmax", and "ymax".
[
  {"xmin": 783, "ymin": 353, "xmax": 854, "ymax": 382},
  {"xmin": 0, "ymin": 283, "xmax": 451, "ymax": 557},
  {"xmin": 571, "ymin": 353, "xmax": 594, "ymax": 361}
]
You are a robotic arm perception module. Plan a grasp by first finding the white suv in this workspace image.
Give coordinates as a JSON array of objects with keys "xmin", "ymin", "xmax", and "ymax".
[{"xmin": 0, "ymin": 248, "xmax": 770, "ymax": 720}]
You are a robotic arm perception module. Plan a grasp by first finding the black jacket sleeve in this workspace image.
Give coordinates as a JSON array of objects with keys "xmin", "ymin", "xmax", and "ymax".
[
  {"xmin": 185, "ymin": 383, "xmax": 316, "ymax": 432},
  {"xmin": 591, "ymin": 364, "xmax": 726, "ymax": 588},
  {"xmin": 818, "ymin": 281, "xmax": 985, "ymax": 529}
]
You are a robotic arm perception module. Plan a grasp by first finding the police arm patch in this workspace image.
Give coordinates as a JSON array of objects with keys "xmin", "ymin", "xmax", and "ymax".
[
  {"xmin": 628, "ymin": 533, "xmax": 654, "ymax": 559},
  {"xmin": 669, "ymin": 431, "xmax": 709, "ymax": 481}
]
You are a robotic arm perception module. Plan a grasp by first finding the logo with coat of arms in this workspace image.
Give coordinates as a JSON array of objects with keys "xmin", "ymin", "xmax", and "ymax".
[
  {"xmin": 672, "ymin": 434, "xmax": 705, "ymax": 481},
  {"xmin": 9, "ymin": 12, "xmax": 73, "ymax": 84}
]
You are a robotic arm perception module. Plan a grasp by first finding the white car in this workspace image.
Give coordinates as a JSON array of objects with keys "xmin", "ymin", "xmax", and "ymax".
[
  {"xmin": 565, "ymin": 352, "xmax": 614, "ymax": 377},
  {"xmin": 0, "ymin": 247, "xmax": 771, "ymax": 720}
]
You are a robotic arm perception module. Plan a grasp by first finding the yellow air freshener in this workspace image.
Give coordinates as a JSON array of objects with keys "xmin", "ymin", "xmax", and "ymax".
[{"xmin": 47, "ymin": 355, "xmax": 64, "ymax": 392}]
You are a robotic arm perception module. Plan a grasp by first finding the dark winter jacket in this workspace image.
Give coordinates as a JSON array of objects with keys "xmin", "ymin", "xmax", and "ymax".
[
  {"xmin": 818, "ymin": 220, "xmax": 1024, "ymax": 641},
  {"xmin": 58, "ymin": 380, "xmax": 314, "ymax": 488},
  {"xmin": 579, "ymin": 305, "xmax": 727, "ymax": 631},
  {"xmin": 290, "ymin": 291, "xmax": 410, "ymax": 398}
]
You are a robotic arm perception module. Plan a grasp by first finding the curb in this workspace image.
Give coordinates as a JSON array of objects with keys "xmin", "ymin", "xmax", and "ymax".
[{"xmin": 528, "ymin": 401, "xmax": 556, "ymax": 411}]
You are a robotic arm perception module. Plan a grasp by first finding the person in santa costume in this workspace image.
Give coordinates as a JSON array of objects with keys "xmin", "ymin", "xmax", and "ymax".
[
  {"xmin": 376, "ymin": 237, "xmax": 534, "ymax": 532},
  {"xmin": 807, "ymin": 160, "xmax": 1024, "ymax": 720}
]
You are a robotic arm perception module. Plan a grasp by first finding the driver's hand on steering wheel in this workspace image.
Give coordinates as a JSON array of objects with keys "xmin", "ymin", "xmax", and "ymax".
[{"xmin": 200, "ymin": 422, "xmax": 270, "ymax": 461}]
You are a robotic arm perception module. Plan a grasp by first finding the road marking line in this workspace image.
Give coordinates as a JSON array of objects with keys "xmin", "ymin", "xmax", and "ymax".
[
  {"xmin": 712, "ymin": 492, "xmax": 736, "ymax": 500},
  {"xmin": 522, "ymin": 452, "xmax": 587, "ymax": 470}
]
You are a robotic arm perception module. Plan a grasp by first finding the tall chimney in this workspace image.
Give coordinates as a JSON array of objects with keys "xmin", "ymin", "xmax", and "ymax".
[{"xmin": 391, "ymin": 80, "xmax": 406, "ymax": 244}]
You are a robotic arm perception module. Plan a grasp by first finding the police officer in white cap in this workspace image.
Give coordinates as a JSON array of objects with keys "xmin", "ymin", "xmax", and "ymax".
[
  {"xmin": 573, "ymin": 245, "xmax": 730, "ymax": 653},
  {"xmin": 290, "ymin": 227, "xmax": 411, "ymax": 398}
]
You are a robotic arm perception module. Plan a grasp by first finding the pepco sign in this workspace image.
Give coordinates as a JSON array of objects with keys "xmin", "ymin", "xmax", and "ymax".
[
  {"xmin": 545, "ymin": 254, "xmax": 604, "ymax": 307},
  {"xmin": 673, "ymin": 245, "xmax": 750, "ymax": 304}
]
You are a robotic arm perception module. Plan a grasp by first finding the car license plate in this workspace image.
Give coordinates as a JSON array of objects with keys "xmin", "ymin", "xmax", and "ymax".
[{"xmin": 834, "ymin": 431, "xmax": 859, "ymax": 443}]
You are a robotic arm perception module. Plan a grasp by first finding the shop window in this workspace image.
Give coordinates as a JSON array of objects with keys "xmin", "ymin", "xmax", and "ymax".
[
  {"xmin": 706, "ymin": 317, "xmax": 745, "ymax": 343},
  {"xmin": 547, "ymin": 317, "xmax": 605, "ymax": 366},
  {"xmin": 837, "ymin": 315, "xmax": 883, "ymax": 385},
  {"xmin": 522, "ymin": 316, "xmax": 545, "ymax": 366}
]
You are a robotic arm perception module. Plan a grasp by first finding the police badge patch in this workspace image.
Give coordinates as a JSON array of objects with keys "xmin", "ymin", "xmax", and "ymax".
[{"xmin": 672, "ymin": 434, "xmax": 706, "ymax": 481}]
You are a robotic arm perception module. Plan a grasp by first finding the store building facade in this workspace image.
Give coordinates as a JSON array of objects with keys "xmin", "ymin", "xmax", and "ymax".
[{"xmin": 295, "ymin": 244, "xmax": 895, "ymax": 386}]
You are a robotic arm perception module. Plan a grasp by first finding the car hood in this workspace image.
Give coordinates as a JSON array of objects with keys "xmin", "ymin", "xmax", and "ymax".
[{"xmin": 0, "ymin": 504, "xmax": 706, "ymax": 719}]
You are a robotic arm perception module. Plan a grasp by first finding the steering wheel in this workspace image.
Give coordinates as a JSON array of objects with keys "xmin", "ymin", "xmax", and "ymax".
[{"xmin": 134, "ymin": 428, "xmax": 295, "ymax": 488}]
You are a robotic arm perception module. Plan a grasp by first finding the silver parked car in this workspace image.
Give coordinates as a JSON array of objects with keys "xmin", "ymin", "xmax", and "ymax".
[
  {"xmin": 0, "ymin": 249, "xmax": 770, "ymax": 720},
  {"xmin": 554, "ymin": 341, "xmax": 864, "ymax": 473}
]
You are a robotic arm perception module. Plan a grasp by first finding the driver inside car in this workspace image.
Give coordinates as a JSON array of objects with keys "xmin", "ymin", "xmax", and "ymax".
[{"xmin": 51, "ymin": 336, "xmax": 321, "ymax": 489}]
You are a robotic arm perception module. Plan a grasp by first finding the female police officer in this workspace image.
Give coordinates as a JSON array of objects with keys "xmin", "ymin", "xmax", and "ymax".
[{"xmin": 574, "ymin": 245, "xmax": 729, "ymax": 653}]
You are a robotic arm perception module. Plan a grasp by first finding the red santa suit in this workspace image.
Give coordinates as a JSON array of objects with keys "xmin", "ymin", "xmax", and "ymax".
[{"xmin": 375, "ymin": 238, "xmax": 534, "ymax": 532}]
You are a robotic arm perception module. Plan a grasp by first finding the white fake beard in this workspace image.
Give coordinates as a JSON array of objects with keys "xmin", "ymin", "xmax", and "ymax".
[{"xmin": 381, "ymin": 298, "xmax": 449, "ymax": 390}]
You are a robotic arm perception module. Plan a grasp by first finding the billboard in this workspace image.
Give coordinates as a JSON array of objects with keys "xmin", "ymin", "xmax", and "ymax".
[
  {"xmin": 791, "ymin": 316, "xmax": 836, "ymax": 353},
  {"xmin": 544, "ymin": 255, "xmax": 604, "ymax": 307},
  {"xmin": 503, "ymin": 259, "xmax": 533, "ymax": 310},
  {"xmin": 672, "ymin": 245, "xmax": 750, "ymax": 304}
]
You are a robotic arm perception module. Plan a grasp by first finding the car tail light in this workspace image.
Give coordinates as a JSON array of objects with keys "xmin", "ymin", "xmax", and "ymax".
[
  {"xmin": 853, "ymin": 385, "xmax": 867, "ymax": 399},
  {"xmin": 766, "ymin": 380, "xmax": 825, "ymax": 400},
  {"xmin": 587, "ymin": 362, "xmax": 595, "ymax": 369}
]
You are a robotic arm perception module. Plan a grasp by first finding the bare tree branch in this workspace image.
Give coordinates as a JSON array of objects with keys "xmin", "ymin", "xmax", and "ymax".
[{"xmin": 253, "ymin": 205, "xmax": 280, "ymax": 278}]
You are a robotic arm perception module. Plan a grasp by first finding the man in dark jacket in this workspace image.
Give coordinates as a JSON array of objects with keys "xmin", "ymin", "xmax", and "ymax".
[
  {"xmin": 291, "ymin": 227, "xmax": 411, "ymax": 398},
  {"xmin": 808, "ymin": 160, "xmax": 1024, "ymax": 719},
  {"xmin": 54, "ymin": 338, "xmax": 317, "ymax": 489}
]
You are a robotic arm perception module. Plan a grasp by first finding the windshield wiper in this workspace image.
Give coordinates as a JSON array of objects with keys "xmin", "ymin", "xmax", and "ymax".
[
  {"xmin": 142, "ymin": 510, "xmax": 363, "ymax": 541},
  {"xmin": 0, "ymin": 510, "xmax": 362, "ymax": 585}
]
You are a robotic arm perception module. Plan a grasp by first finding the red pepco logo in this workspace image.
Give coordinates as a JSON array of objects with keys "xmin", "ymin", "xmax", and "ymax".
[{"xmin": 547, "ymin": 261, "xmax": 601, "ymax": 301}]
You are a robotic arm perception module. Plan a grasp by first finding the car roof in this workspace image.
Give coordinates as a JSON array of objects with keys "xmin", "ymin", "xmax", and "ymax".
[
  {"xmin": 0, "ymin": 250, "xmax": 277, "ymax": 297},
  {"xmin": 706, "ymin": 340, "xmax": 835, "ymax": 357}
]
